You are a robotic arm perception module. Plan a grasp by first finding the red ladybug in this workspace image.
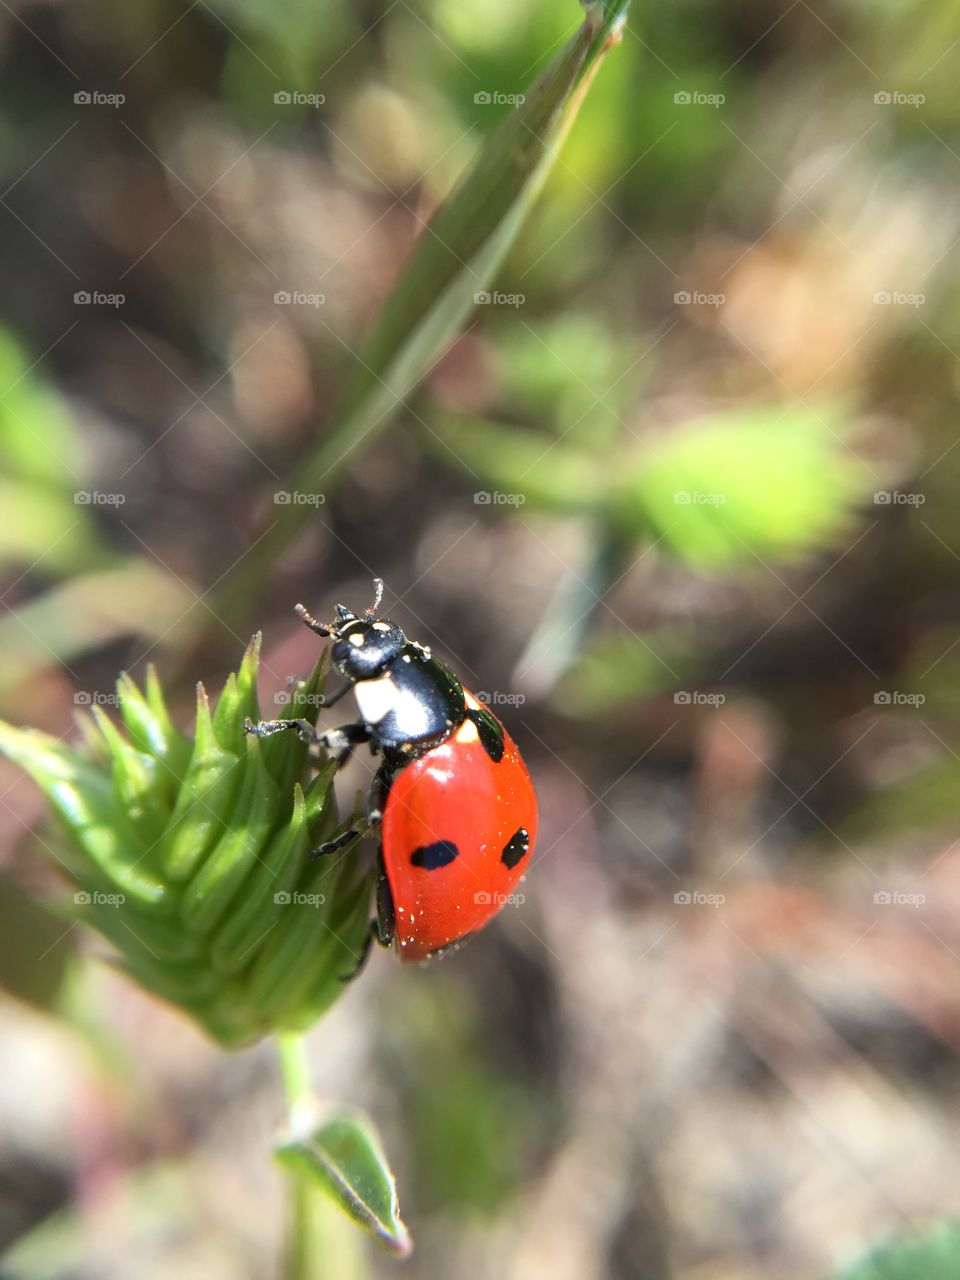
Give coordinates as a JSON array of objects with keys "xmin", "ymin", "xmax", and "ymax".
[{"xmin": 247, "ymin": 580, "xmax": 538, "ymax": 962}]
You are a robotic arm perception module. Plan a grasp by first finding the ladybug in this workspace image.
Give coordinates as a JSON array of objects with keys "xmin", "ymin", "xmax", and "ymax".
[{"xmin": 246, "ymin": 579, "xmax": 538, "ymax": 962}]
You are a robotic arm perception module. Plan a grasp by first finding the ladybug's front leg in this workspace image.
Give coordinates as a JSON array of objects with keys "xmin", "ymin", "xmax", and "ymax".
[
  {"xmin": 244, "ymin": 716, "xmax": 317, "ymax": 743},
  {"xmin": 244, "ymin": 716, "xmax": 372, "ymax": 766}
]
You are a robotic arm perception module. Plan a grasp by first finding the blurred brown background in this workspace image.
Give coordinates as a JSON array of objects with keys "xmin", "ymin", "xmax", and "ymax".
[{"xmin": 1, "ymin": 0, "xmax": 960, "ymax": 1276}]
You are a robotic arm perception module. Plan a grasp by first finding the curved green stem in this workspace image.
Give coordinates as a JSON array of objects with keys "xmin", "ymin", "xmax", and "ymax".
[{"xmin": 277, "ymin": 1033, "xmax": 318, "ymax": 1280}]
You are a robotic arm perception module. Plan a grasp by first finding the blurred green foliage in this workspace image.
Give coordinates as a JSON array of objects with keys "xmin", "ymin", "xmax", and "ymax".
[
  {"xmin": 834, "ymin": 1222, "xmax": 960, "ymax": 1280},
  {"xmin": 0, "ymin": 328, "xmax": 98, "ymax": 573}
]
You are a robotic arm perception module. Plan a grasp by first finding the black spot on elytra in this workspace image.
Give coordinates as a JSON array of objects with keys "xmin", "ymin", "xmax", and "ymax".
[
  {"xmin": 501, "ymin": 827, "xmax": 529, "ymax": 869},
  {"xmin": 469, "ymin": 708, "xmax": 505, "ymax": 762},
  {"xmin": 410, "ymin": 840, "xmax": 460, "ymax": 870}
]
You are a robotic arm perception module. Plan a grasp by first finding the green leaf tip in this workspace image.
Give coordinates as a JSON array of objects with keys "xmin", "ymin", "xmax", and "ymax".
[
  {"xmin": 276, "ymin": 1102, "xmax": 412, "ymax": 1258},
  {"xmin": 0, "ymin": 646, "xmax": 371, "ymax": 1048}
]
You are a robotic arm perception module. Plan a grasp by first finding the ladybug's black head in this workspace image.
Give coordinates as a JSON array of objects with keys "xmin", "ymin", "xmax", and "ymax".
[
  {"xmin": 330, "ymin": 616, "xmax": 407, "ymax": 681},
  {"xmin": 295, "ymin": 579, "xmax": 407, "ymax": 681}
]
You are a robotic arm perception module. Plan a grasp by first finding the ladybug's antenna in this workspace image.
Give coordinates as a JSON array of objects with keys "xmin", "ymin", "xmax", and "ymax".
[
  {"xmin": 365, "ymin": 577, "xmax": 385, "ymax": 619},
  {"xmin": 294, "ymin": 602, "xmax": 334, "ymax": 638},
  {"xmin": 295, "ymin": 579, "xmax": 383, "ymax": 638}
]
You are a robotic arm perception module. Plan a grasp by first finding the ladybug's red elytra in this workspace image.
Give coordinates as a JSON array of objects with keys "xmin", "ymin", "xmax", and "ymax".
[{"xmin": 246, "ymin": 579, "xmax": 538, "ymax": 964}]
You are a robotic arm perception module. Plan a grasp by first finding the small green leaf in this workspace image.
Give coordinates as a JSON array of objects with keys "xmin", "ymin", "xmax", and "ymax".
[
  {"xmin": 613, "ymin": 404, "xmax": 874, "ymax": 566},
  {"xmin": 276, "ymin": 1104, "xmax": 412, "ymax": 1258},
  {"xmin": 832, "ymin": 1222, "xmax": 960, "ymax": 1279}
]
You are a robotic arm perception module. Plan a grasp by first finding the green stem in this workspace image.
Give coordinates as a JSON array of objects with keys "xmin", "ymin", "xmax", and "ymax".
[
  {"xmin": 278, "ymin": 1030, "xmax": 313, "ymax": 1106},
  {"xmin": 277, "ymin": 1033, "xmax": 318, "ymax": 1280}
]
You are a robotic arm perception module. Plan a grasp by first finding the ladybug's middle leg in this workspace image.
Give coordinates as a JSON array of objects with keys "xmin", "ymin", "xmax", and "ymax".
[
  {"xmin": 308, "ymin": 761, "xmax": 388, "ymax": 858},
  {"xmin": 313, "ymin": 722, "xmax": 372, "ymax": 768}
]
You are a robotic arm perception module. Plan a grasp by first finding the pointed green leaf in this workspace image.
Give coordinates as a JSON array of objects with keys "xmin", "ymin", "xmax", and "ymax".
[
  {"xmin": 210, "ymin": 776, "xmax": 331, "ymax": 974},
  {"xmin": 161, "ymin": 684, "xmax": 243, "ymax": 882},
  {"xmin": 119, "ymin": 667, "xmax": 192, "ymax": 779},
  {"xmin": 0, "ymin": 722, "xmax": 169, "ymax": 908},
  {"xmin": 180, "ymin": 736, "xmax": 283, "ymax": 937},
  {"xmin": 276, "ymin": 1104, "xmax": 411, "ymax": 1258},
  {"xmin": 91, "ymin": 705, "xmax": 170, "ymax": 843}
]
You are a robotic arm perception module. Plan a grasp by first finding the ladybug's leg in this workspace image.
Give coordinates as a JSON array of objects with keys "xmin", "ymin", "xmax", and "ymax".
[
  {"xmin": 244, "ymin": 716, "xmax": 317, "ymax": 743},
  {"xmin": 308, "ymin": 757, "xmax": 387, "ymax": 858},
  {"xmin": 318, "ymin": 681, "xmax": 352, "ymax": 710},
  {"xmin": 313, "ymin": 722, "xmax": 372, "ymax": 770},
  {"xmin": 374, "ymin": 858, "xmax": 395, "ymax": 948},
  {"xmin": 366, "ymin": 765, "xmax": 391, "ymax": 827},
  {"xmin": 337, "ymin": 930, "xmax": 374, "ymax": 984},
  {"xmin": 308, "ymin": 828, "xmax": 362, "ymax": 857}
]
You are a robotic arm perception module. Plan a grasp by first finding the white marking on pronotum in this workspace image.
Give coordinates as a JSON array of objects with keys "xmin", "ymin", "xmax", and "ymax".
[
  {"xmin": 355, "ymin": 676, "xmax": 400, "ymax": 724},
  {"xmin": 373, "ymin": 621, "xmax": 392, "ymax": 632},
  {"xmin": 349, "ymin": 632, "xmax": 365, "ymax": 647}
]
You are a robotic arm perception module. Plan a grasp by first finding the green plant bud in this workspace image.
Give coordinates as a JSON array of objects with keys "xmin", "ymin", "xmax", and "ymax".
[{"xmin": 0, "ymin": 641, "xmax": 376, "ymax": 1048}]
